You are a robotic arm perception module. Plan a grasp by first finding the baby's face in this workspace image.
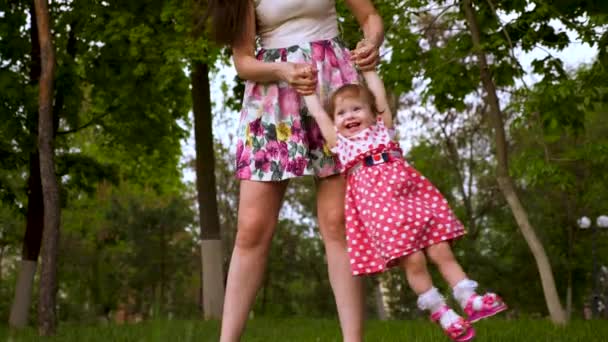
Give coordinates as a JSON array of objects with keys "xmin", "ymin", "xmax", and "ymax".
[{"xmin": 333, "ymin": 96, "xmax": 375, "ymax": 138}]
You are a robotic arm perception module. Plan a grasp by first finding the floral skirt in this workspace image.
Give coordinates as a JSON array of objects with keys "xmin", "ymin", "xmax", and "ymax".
[{"xmin": 235, "ymin": 37, "xmax": 359, "ymax": 181}]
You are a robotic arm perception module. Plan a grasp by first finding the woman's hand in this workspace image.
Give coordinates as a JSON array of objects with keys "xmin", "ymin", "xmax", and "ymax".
[
  {"xmin": 279, "ymin": 63, "xmax": 318, "ymax": 95},
  {"xmin": 351, "ymin": 38, "xmax": 380, "ymax": 71}
]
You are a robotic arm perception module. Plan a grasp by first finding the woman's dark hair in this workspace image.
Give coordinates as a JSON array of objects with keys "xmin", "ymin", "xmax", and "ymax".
[{"xmin": 209, "ymin": 0, "xmax": 251, "ymax": 46}]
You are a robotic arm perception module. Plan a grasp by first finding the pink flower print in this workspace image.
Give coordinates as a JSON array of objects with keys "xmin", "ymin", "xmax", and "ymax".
[
  {"xmin": 331, "ymin": 72, "xmax": 344, "ymax": 88},
  {"xmin": 325, "ymin": 47, "xmax": 339, "ymax": 68},
  {"xmin": 287, "ymin": 156, "xmax": 308, "ymax": 176},
  {"xmin": 341, "ymin": 48, "xmax": 353, "ymax": 63},
  {"xmin": 279, "ymin": 87, "xmax": 300, "ymax": 119},
  {"xmin": 256, "ymin": 49, "xmax": 266, "ymax": 61},
  {"xmin": 254, "ymin": 150, "xmax": 271, "ymax": 172},
  {"xmin": 317, "ymin": 158, "xmax": 344, "ymax": 176},
  {"xmin": 266, "ymin": 140, "xmax": 280, "ymax": 158},
  {"xmin": 312, "ymin": 41, "xmax": 339, "ymax": 67},
  {"xmin": 249, "ymin": 118, "xmax": 264, "ymax": 137},
  {"xmin": 341, "ymin": 62, "xmax": 358, "ymax": 84},
  {"xmin": 318, "ymin": 163, "xmax": 336, "ymax": 177},
  {"xmin": 307, "ymin": 121, "xmax": 325, "ymax": 151},
  {"xmin": 247, "ymin": 83, "xmax": 263, "ymax": 101},
  {"xmin": 236, "ymin": 140, "xmax": 252, "ymax": 179},
  {"xmin": 290, "ymin": 119, "xmax": 304, "ymax": 143},
  {"xmin": 244, "ymin": 82, "xmax": 253, "ymax": 98},
  {"xmin": 278, "ymin": 141, "xmax": 289, "ymax": 167},
  {"xmin": 311, "ymin": 42, "xmax": 326, "ymax": 62},
  {"xmin": 335, "ymin": 49, "xmax": 357, "ymax": 83},
  {"xmin": 345, "ymin": 67, "xmax": 358, "ymax": 84},
  {"xmin": 239, "ymin": 108, "xmax": 249, "ymax": 121},
  {"xmin": 262, "ymin": 86, "xmax": 278, "ymax": 115},
  {"xmin": 236, "ymin": 166, "xmax": 252, "ymax": 179},
  {"xmin": 322, "ymin": 65, "xmax": 333, "ymax": 90},
  {"xmin": 333, "ymin": 154, "xmax": 343, "ymax": 169}
]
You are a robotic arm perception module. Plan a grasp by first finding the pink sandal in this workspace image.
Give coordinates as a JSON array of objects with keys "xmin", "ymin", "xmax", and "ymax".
[
  {"xmin": 431, "ymin": 305, "xmax": 475, "ymax": 342},
  {"xmin": 464, "ymin": 293, "xmax": 507, "ymax": 323}
]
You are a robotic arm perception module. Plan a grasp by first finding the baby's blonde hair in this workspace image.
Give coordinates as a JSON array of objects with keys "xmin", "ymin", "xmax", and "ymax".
[{"xmin": 326, "ymin": 84, "xmax": 381, "ymax": 120}]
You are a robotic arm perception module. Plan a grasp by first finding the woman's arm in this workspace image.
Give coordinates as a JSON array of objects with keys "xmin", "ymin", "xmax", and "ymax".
[
  {"xmin": 231, "ymin": 1, "xmax": 281, "ymax": 82},
  {"xmin": 344, "ymin": 0, "xmax": 384, "ymax": 70},
  {"xmin": 345, "ymin": 0, "xmax": 384, "ymax": 48},
  {"xmin": 361, "ymin": 70, "xmax": 392, "ymax": 128},
  {"xmin": 231, "ymin": 1, "xmax": 316, "ymax": 94},
  {"xmin": 303, "ymin": 95, "xmax": 337, "ymax": 147}
]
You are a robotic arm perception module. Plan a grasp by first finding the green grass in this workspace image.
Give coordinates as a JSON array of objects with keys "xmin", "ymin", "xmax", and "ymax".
[{"xmin": 2, "ymin": 318, "xmax": 607, "ymax": 341}]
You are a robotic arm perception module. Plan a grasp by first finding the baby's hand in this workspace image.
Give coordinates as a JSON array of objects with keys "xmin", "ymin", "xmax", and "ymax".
[
  {"xmin": 351, "ymin": 39, "xmax": 379, "ymax": 71},
  {"xmin": 280, "ymin": 63, "xmax": 318, "ymax": 95}
]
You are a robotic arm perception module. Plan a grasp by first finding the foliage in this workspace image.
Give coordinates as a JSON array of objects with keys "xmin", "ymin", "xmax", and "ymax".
[
  {"xmin": 0, "ymin": 0, "xmax": 197, "ymax": 325},
  {"xmin": 3, "ymin": 319, "xmax": 608, "ymax": 341},
  {"xmin": 2, "ymin": 0, "xmax": 608, "ymax": 326},
  {"xmin": 58, "ymin": 182, "xmax": 197, "ymax": 321}
]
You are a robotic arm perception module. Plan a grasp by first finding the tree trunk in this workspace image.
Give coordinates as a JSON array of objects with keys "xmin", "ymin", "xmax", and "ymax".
[
  {"xmin": 462, "ymin": 0, "xmax": 566, "ymax": 325},
  {"xmin": 10, "ymin": 154, "xmax": 45, "ymax": 328},
  {"xmin": 440, "ymin": 125, "xmax": 477, "ymax": 235},
  {"xmin": 9, "ymin": 260, "xmax": 38, "ymax": 328},
  {"xmin": 192, "ymin": 61, "xmax": 225, "ymax": 319},
  {"xmin": 8, "ymin": 2, "xmax": 45, "ymax": 329},
  {"xmin": 0, "ymin": 246, "xmax": 3, "ymax": 284},
  {"xmin": 373, "ymin": 278, "xmax": 389, "ymax": 320},
  {"xmin": 565, "ymin": 198, "xmax": 575, "ymax": 321},
  {"xmin": 34, "ymin": 0, "xmax": 60, "ymax": 335},
  {"xmin": 160, "ymin": 222, "xmax": 166, "ymax": 313}
]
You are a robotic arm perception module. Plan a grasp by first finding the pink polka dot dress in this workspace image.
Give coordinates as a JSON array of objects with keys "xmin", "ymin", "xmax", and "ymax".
[{"xmin": 331, "ymin": 118, "xmax": 466, "ymax": 276}]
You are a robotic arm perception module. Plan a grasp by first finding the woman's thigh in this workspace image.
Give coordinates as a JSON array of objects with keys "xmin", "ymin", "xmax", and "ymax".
[
  {"xmin": 316, "ymin": 175, "xmax": 347, "ymax": 242},
  {"xmin": 235, "ymin": 179, "xmax": 289, "ymax": 248}
]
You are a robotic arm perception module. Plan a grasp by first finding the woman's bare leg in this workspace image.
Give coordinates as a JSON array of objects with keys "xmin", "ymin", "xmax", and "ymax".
[
  {"xmin": 220, "ymin": 180, "xmax": 289, "ymax": 342},
  {"xmin": 316, "ymin": 175, "xmax": 364, "ymax": 342}
]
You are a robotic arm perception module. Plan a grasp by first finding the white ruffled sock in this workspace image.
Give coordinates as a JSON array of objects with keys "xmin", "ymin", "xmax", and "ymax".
[
  {"xmin": 452, "ymin": 278, "xmax": 481, "ymax": 310},
  {"xmin": 417, "ymin": 287, "xmax": 460, "ymax": 329}
]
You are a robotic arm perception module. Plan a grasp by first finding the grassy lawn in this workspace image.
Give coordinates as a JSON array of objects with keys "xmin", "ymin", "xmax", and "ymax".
[{"xmin": 2, "ymin": 318, "xmax": 608, "ymax": 341}]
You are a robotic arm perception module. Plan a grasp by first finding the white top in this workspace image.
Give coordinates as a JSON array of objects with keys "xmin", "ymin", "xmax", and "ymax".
[
  {"xmin": 255, "ymin": 0, "xmax": 339, "ymax": 48},
  {"xmin": 331, "ymin": 118, "xmax": 397, "ymax": 168}
]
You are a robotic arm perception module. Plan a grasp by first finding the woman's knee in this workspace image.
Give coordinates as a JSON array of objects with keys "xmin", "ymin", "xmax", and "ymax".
[
  {"xmin": 234, "ymin": 214, "xmax": 275, "ymax": 251},
  {"xmin": 318, "ymin": 207, "xmax": 346, "ymax": 242},
  {"xmin": 235, "ymin": 180, "xmax": 286, "ymax": 250},
  {"xmin": 425, "ymin": 242, "xmax": 455, "ymax": 265},
  {"xmin": 316, "ymin": 175, "xmax": 346, "ymax": 243}
]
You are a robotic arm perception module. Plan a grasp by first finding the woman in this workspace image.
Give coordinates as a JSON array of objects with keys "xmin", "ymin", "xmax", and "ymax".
[{"xmin": 210, "ymin": 1, "xmax": 383, "ymax": 341}]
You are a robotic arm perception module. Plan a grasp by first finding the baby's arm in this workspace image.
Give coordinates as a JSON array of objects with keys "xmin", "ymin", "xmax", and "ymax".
[
  {"xmin": 361, "ymin": 70, "xmax": 393, "ymax": 128},
  {"xmin": 303, "ymin": 95, "xmax": 337, "ymax": 147}
]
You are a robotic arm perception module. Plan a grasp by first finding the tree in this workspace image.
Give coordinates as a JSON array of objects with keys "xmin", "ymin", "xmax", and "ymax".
[
  {"xmin": 8, "ymin": 1, "xmax": 45, "ymax": 329},
  {"xmin": 461, "ymin": 0, "xmax": 566, "ymax": 324},
  {"xmin": 33, "ymin": 0, "xmax": 60, "ymax": 335},
  {"xmin": 366, "ymin": 0, "xmax": 608, "ymax": 323},
  {"xmin": 4, "ymin": 0, "xmax": 191, "ymax": 329},
  {"xmin": 508, "ymin": 61, "xmax": 608, "ymax": 318},
  {"xmin": 190, "ymin": 1, "xmax": 224, "ymax": 319}
]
